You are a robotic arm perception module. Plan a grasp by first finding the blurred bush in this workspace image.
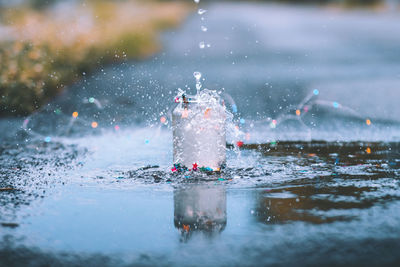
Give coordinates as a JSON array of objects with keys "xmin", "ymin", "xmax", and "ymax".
[{"xmin": 0, "ymin": 0, "xmax": 189, "ymax": 116}]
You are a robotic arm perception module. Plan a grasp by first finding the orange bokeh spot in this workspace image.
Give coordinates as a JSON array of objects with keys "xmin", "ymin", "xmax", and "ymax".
[
  {"xmin": 366, "ymin": 147, "xmax": 371, "ymax": 154},
  {"xmin": 72, "ymin": 111, "xmax": 78, "ymax": 118},
  {"xmin": 366, "ymin": 119, "xmax": 371, "ymax": 126},
  {"xmin": 296, "ymin": 109, "xmax": 301, "ymax": 116},
  {"xmin": 160, "ymin": 116, "xmax": 166, "ymax": 123},
  {"xmin": 91, "ymin": 122, "xmax": 98, "ymax": 128}
]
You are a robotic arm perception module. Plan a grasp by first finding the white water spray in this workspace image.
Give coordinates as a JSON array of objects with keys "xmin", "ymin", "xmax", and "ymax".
[{"xmin": 171, "ymin": 0, "xmax": 230, "ymax": 171}]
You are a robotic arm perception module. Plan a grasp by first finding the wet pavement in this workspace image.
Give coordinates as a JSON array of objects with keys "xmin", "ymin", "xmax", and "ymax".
[{"xmin": 1, "ymin": 2, "xmax": 400, "ymax": 266}]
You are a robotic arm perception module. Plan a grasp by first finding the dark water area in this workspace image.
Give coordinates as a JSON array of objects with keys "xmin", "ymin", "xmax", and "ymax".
[{"xmin": 1, "ymin": 2, "xmax": 400, "ymax": 266}]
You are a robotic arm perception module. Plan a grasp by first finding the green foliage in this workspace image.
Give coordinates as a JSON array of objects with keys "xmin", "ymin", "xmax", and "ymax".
[{"xmin": 0, "ymin": 41, "xmax": 76, "ymax": 115}]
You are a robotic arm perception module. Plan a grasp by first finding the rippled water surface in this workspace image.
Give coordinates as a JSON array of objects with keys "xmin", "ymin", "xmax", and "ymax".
[{"xmin": 1, "ymin": 2, "xmax": 400, "ymax": 266}]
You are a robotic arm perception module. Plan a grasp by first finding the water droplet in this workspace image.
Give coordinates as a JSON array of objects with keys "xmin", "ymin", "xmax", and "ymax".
[
  {"xmin": 198, "ymin": 9, "xmax": 207, "ymax": 15},
  {"xmin": 199, "ymin": 41, "xmax": 205, "ymax": 49},
  {"xmin": 193, "ymin": 72, "xmax": 202, "ymax": 80},
  {"xmin": 44, "ymin": 136, "xmax": 51, "ymax": 143},
  {"xmin": 193, "ymin": 72, "xmax": 202, "ymax": 95},
  {"xmin": 201, "ymin": 26, "xmax": 208, "ymax": 32},
  {"xmin": 194, "ymin": 0, "xmax": 200, "ymax": 3}
]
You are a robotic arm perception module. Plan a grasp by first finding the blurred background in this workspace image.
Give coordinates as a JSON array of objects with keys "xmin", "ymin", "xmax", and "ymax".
[
  {"xmin": 1, "ymin": 0, "xmax": 400, "ymax": 141},
  {"xmin": 0, "ymin": 0, "xmax": 399, "ymax": 115},
  {"xmin": 0, "ymin": 0, "xmax": 189, "ymax": 116}
]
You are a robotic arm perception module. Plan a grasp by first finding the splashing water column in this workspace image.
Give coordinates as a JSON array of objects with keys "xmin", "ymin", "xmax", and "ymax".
[
  {"xmin": 172, "ymin": 90, "xmax": 227, "ymax": 171},
  {"xmin": 171, "ymin": 1, "xmax": 226, "ymax": 171}
]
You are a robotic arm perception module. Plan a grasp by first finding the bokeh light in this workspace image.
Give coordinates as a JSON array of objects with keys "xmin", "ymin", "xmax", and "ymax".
[{"xmin": 270, "ymin": 120, "xmax": 277, "ymax": 128}]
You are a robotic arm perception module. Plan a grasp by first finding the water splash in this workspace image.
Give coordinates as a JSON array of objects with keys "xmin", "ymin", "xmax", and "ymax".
[{"xmin": 172, "ymin": 89, "xmax": 228, "ymax": 170}]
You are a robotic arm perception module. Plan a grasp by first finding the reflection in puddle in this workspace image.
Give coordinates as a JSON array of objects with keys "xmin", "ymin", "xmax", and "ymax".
[
  {"xmin": 254, "ymin": 180, "xmax": 391, "ymax": 224},
  {"xmin": 174, "ymin": 184, "xmax": 226, "ymax": 240}
]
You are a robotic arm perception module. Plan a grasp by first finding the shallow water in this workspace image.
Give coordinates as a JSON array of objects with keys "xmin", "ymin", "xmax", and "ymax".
[{"xmin": 1, "ymin": 2, "xmax": 400, "ymax": 266}]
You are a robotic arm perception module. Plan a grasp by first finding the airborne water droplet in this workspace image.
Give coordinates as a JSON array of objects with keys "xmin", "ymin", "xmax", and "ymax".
[
  {"xmin": 199, "ymin": 41, "xmax": 205, "ymax": 49},
  {"xmin": 193, "ymin": 72, "xmax": 202, "ymax": 95},
  {"xmin": 194, "ymin": 0, "xmax": 200, "ymax": 3},
  {"xmin": 198, "ymin": 9, "xmax": 207, "ymax": 15},
  {"xmin": 201, "ymin": 26, "xmax": 208, "ymax": 32},
  {"xmin": 193, "ymin": 72, "xmax": 202, "ymax": 81}
]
